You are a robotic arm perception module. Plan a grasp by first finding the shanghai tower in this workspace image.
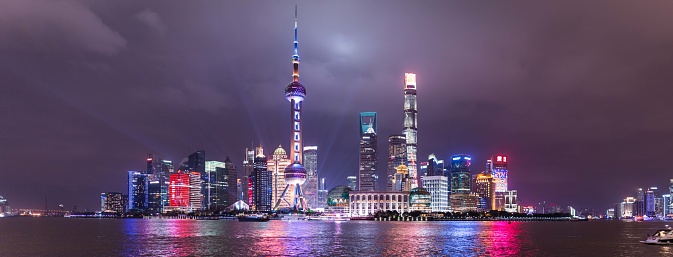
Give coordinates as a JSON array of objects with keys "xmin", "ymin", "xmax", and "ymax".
[
  {"xmin": 403, "ymin": 73, "xmax": 419, "ymax": 189},
  {"xmin": 275, "ymin": 6, "xmax": 307, "ymax": 210}
]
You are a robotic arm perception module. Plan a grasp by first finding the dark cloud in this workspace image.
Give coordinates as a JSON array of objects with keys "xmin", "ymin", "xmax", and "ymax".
[{"xmin": 1, "ymin": 0, "xmax": 672, "ymax": 211}]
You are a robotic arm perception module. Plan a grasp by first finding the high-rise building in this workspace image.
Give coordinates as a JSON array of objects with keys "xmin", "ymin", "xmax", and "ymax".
[
  {"xmin": 277, "ymin": 7, "xmax": 308, "ymax": 210},
  {"xmin": 144, "ymin": 154, "xmax": 174, "ymax": 213},
  {"xmin": 426, "ymin": 153, "xmax": 445, "ymax": 177},
  {"xmin": 359, "ymin": 112, "xmax": 378, "ymax": 191},
  {"xmin": 100, "ymin": 192, "xmax": 126, "ymax": 213},
  {"xmin": 317, "ymin": 177, "xmax": 328, "ymax": 209},
  {"xmin": 505, "ymin": 190, "xmax": 518, "ymax": 213},
  {"xmin": 490, "ymin": 155, "xmax": 508, "ymax": 192},
  {"xmin": 243, "ymin": 147, "xmax": 255, "ymax": 206},
  {"xmin": 127, "ymin": 170, "xmax": 148, "ymax": 212},
  {"xmin": 490, "ymin": 155, "xmax": 508, "ymax": 210},
  {"xmin": 636, "ymin": 188, "xmax": 645, "ymax": 216},
  {"xmin": 253, "ymin": 145, "xmax": 272, "ymax": 212},
  {"xmin": 178, "ymin": 151, "xmax": 205, "ymax": 210},
  {"xmin": 303, "ymin": 146, "xmax": 318, "ymax": 209},
  {"xmin": 347, "ymin": 176, "xmax": 357, "ymax": 191},
  {"xmin": 270, "ymin": 145, "xmax": 292, "ymax": 210},
  {"xmin": 387, "ymin": 134, "xmax": 406, "ymax": 191},
  {"xmin": 474, "ymin": 172, "xmax": 496, "ymax": 211},
  {"xmin": 168, "ymin": 172, "xmax": 190, "ymax": 212},
  {"xmin": 188, "ymin": 172, "xmax": 203, "ymax": 211},
  {"xmin": 646, "ymin": 187, "xmax": 656, "ymax": 217},
  {"xmin": 403, "ymin": 73, "xmax": 419, "ymax": 189},
  {"xmin": 205, "ymin": 158, "xmax": 237, "ymax": 211},
  {"xmin": 421, "ymin": 176, "xmax": 449, "ymax": 212},
  {"xmin": 663, "ymin": 194, "xmax": 671, "ymax": 218},
  {"xmin": 450, "ymin": 155, "xmax": 472, "ymax": 195},
  {"xmin": 393, "ymin": 164, "xmax": 411, "ymax": 191}
]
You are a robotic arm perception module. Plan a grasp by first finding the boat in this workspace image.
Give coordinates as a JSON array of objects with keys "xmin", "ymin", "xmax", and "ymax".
[
  {"xmin": 641, "ymin": 226, "xmax": 673, "ymax": 245},
  {"xmin": 238, "ymin": 214, "xmax": 270, "ymax": 222}
]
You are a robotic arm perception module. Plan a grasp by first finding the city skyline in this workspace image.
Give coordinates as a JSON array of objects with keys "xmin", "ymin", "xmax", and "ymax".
[{"xmin": 2, "ymin": 1, "xmax": 673, "ymax": 211}]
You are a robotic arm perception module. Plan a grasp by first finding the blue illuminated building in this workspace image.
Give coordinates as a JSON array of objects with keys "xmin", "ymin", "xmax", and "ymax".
[{"xmin": 450, "ymin": 155, "xmax": 471, "ymax": 195}]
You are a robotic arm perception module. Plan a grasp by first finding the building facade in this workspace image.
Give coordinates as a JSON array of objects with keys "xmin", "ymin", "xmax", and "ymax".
[
  {"xmin": 403, "ymin": 73, "xmax": 419, "ymax": 189},
  {"xmin": 168, "ymin": 173, "xmax": 190, "ymax": 212},
  {"xmin": 347, "ymin": 176, "xmax": 357, "ymax": 191},
  {"xmin": 359, "ymin": 112, "xmax": 378, "ymax": 191},
  {"xmin": 350, "ymin": 191, "xmax": 410, "ymax": 217},
  {"xmin": 504, "ymin": 190, "xmax": 518, "ymax": 213},
  {"xmin": 420, "ymin": 176, "xmax": 449, "ymax": 212},
  {"xmin": 100, "ymin": 192, "xmax": 126, "ymax": 213},
  {"xmin": 177, "ymin": 151, "xmax": 205, "ymax": 210}
]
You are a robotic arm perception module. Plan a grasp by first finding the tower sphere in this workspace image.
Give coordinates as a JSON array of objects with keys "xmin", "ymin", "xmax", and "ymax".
[
  {"xmin": 285, "ymin": 81, "xmax": 306, "ymax": 102},
  {"xmin": 284, "ymin": 161, "xmax": 307, "ymax": 185}
]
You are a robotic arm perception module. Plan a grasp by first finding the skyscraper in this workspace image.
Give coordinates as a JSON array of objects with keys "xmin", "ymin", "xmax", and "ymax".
[
  {"xmin": 178, "ymin": 150, "xmax": 205, "ymax": 210},
  {"xmin": 303, "ymin": 146, "xmax": 318, "ymax": 209},
  {"xmin": 450, "ymin": 155, "xmax": 471, "ymax": 195},
  {"xmin": 490, "ymin": 155, "xmax": 508, "ymax": 210},
  {"xmin": 168, "ymin": 172, "xmax": 190, "ymax": 212},
  {"xmin": 387, "ymin": 134, "xmax": 406, "ymax": 191},
  {"xmin": 145, "ymin": 154, "xmax": 172, "ymax": 213},
  {"xmin": 205, "ymin": 158, "xmax": 237, "ymax": 211},
  {"xmin": 426, "ymin": 153, "xmax": 445, "ymax": 177},
  {"xmin": 243, "ymin": 147, "xmax": 255, "ymax": 206},
  {"xmin": 359, "ymin": 112, "xmax": 377, "ymax": 191},
  {"xmin": 253, "ymin": 145, "xmax": 271, "ymax": 211},
  {"xmin": 474, "ymin": 172, "xmax": 496, "ymax": 211},
  {"xmin": 403, "ymin": 73, "xmax": 419, "ymax": 189},
  {"xmin": 127, "ymin": 170, "xmax": 148, "ymax": 212},
  {"xmin": 277, "ymin": 7, "xmax": 308, "ymax": 210}
]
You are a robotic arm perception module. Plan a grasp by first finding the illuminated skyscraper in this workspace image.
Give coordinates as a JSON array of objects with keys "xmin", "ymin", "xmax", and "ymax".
[
  {"xmin": 403, "ymin": 73, "xmax": 418, "ymax": 189},
  {"xmin": 450, "ymin": 155, "xmax": 471, "ymax": 195},
  {"xmin": 145, "ymin": 154, "xmax": 173, "ymax": 213},
  {"xmin": 168, "ymin": 172, "xmax": 190, "ymax": 211},
  {"xmin": 359, "ymin": 112, "xmax": 378, "ymax": 191},
  {"xmin": 252, "ymin": 145, "xmax": 272, "ymax": 211},
  {"xmin": 474, "ymin": 172, "xmax": 496, "ymax": 211},
  {"xmin": 127, "ymin": 170, "xmax": 148, "ymax": 212},
  {"xmin": 490, "ymin": 155, "xmax": 508, "ymax": 192},
  {"xmin": 303, "ymin": 146, "xmax": 318, "ymax": 209},
  {"xmin": 188, "ymin": 172, "xmax": 203, "ymax": 211},
  {"xmin": 205, "ymin": 158, "xmax": 236, "ymax": 211},
  {"xmin": 243, "ymin": 147, "xmax": 255, "ymax": 206},
  {"xmin": 178, "ymin": 150, "xmax": 205, "ymax": 209},
  {"xmin": 387, "ymin": 134, "xmax": 406, "ymax": 191},
  {"xmin": 276, "ymin": 7, "xmax": 308, "ymax": 210}
]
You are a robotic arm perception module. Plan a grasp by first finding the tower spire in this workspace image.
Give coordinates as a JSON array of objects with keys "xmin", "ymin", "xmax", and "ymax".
[{"xmin": 292, "ymin": 5, "xmax": 300, "ymax": 82}]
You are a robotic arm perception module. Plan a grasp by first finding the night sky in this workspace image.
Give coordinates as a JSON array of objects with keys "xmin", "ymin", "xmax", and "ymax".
[{"xmin": 2, "ymin": 0, "xmax": 673, "ymax": 211}]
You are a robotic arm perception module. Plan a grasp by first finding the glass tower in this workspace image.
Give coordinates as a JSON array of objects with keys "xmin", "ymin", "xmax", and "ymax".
[
  {"xmin": 450, "ymin": 155, "xmax": 471, "ymax": 195},
  {"xmin": 359, "ymin": 112, "xmax": 377, "ymax": 191},
  {"xmin": 403, "ymin": 73, "xmax": 419, "ymax": 189}
]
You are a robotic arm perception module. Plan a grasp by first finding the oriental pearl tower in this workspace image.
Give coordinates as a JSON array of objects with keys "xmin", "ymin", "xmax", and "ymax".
[{"xmin": 274, "ymin": 6, "xmax": 307, "ymax": 211}]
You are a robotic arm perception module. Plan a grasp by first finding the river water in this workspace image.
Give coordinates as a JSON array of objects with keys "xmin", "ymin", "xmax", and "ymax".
[{"xmin": 0, "ymin": 218, "xmax": 671, "ymax": 256}]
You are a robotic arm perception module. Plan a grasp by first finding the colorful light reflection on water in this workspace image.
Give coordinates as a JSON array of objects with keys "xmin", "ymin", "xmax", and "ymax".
[{"xmin": 2, "ymin": 218, "xmax": 672, "ymax": 256}]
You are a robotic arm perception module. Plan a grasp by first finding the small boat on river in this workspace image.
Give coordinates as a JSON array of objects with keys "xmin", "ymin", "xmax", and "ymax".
[
  {"xmin": 238, "ymin": 214, "xmax": 270, "ymax": 222},
  {"xmin": 641, "ymin": 225, "xmax": 673, "ymax": 245}
]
